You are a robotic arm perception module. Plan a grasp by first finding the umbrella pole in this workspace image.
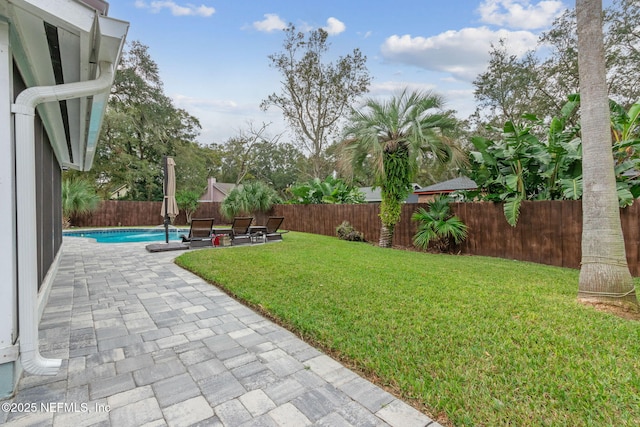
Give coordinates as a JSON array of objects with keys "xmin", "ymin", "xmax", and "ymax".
[{"xmin": 163, "ymin": 156, "xmax": 170, "ymax": 243}]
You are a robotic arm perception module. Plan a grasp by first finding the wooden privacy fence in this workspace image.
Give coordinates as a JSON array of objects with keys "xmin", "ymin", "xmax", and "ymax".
[
  {"xmin": 74, "ymin": 200, "xmax": 640, "ymax": 276},
  {"xmin": 73, "ymin": 201, "xmax": 224, "ymax": 227},
  {"xmin": 275, "ymin": 200, "xmax": 640, "ymax": 276}
]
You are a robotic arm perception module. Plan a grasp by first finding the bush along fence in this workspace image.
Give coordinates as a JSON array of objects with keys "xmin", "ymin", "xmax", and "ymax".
[{"xmin": 74, "ymin": 199, "xmax": 640, "ymax": 276}]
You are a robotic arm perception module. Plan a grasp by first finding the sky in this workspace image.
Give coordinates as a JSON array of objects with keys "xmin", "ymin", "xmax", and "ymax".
[{"xmin": 107, "ymin": 0, "xmax": 604, "ymax": 145}]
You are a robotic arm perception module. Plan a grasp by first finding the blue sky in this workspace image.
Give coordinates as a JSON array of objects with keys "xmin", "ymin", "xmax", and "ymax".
[{"xmin": 108, "ymin": 1, "xmax": 600, "ymax": 145}]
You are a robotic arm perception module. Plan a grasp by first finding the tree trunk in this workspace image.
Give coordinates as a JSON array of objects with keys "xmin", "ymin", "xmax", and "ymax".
[
  {"xmin": 379, "ymin": 224, "xmax": 394, "ymax": 248},
  {"xmin": 576, "ymin": 0, "xmax": 637, "ymax": 307}
]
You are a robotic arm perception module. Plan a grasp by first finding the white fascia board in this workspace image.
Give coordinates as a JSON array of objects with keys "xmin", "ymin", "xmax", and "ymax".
[
  {"xmin": 95, "ymin": 15, "xmax": 128, "ymax": 63},
  {"xmin": 8, "ymin": 0, "xmax": 94, "ymax": 33},
  {"xmin": 82, "ymin": 15, "xmax": 127, "ymax": 170}
]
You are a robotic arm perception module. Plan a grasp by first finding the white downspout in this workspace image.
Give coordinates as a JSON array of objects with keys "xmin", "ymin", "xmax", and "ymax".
[{"xmin": 12, "ymin": 61, "xmax": 114, "ymax": 375}]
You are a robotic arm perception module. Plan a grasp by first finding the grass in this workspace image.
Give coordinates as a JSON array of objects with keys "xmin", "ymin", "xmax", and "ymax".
[{"xmin": 175, "ymin": 232, "xmax": 640, "ymax": 426}]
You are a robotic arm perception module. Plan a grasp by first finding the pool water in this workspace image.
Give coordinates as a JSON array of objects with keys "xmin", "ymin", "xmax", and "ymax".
[{"xmin": 64, "ymin": 228, "xmax": 188, "ymax": 243}]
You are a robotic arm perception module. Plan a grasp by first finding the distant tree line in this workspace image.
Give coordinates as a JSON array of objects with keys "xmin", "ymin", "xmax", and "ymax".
[{"xmin": 68, "ymin": 0, "xmax": 640, "ymax": 210}]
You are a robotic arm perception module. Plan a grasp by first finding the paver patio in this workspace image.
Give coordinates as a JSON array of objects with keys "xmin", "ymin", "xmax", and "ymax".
[{"xmin": 1, "ymin": 237, "xmax": 441, "ymax": 427}]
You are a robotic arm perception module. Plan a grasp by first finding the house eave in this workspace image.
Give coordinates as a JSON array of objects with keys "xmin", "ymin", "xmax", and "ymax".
[{"xmin": 6, "ymin": 0, "xmax": 128, "ymax": 171}]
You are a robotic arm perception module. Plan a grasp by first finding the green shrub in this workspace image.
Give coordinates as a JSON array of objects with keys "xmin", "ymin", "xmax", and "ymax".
[
  {"xmin": 336, "ymin": 221, "xmax": 365, "ymax": 242},
  {"xmin": 62, "ymin": 177, "xmax": 101, "ymax": 227},
  {"xmin": 176, "ymin": 190, "xmax": 200, "ymax": 224},
  {"xmin": 412, "ymin": 195, "xmax": 467, "ymax": 253},
  {"xmin": 220, "ymin": 181, "xmax": 281, "ymax": 220}
]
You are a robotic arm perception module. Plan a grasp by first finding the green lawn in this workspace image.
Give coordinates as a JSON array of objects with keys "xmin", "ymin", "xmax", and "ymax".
[{"xmin": 175, "ymin": 232, "xmax": 640, "ymax": 427}]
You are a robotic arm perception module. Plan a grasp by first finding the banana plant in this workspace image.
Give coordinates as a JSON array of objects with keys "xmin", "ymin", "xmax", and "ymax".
[
  {"xmin": 467, "ymin": 95, "xmax": 640, "ymax": 226},
  {"xmin": 288, "ymin": 176, "xmax": 365, "ymax": 204},
  {"xmin": 468, "ymin": 119, "xmax": 551, "ymax": 226},
  {"xmin": 467, "ymin": 97, "xmax": 581, "ymax": 226},
  {"xmin": 610, "ymin": 100, "xmax": 640, "ymax": 163}
]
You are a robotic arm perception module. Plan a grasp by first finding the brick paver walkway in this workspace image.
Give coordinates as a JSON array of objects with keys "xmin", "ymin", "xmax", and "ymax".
[{"xmin": 1, "ymin": 237, "xmax": 441, "ymax": 427}]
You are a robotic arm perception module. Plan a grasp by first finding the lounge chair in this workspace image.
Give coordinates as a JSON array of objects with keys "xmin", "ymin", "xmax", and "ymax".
[
  {"xmin": 230, "ymin": 217, "xmax": 253, "ymax": 245},
  {"xmin": 180, "ymin": 218, "xmax": 214, "ymax": 247},
  {"xmin": 264, "ymin": 216, "xmax": 288, "ymax": 241}
]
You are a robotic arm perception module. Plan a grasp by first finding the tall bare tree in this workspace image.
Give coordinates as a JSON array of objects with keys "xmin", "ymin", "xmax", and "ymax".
[
  {"xmin": 230, "ymin": 122, "xmax": 281, "ymax": 186},
  {"xmin": 576, "ymin": 0, "xmax": 637, "ymax": 307},
  {"xmin": 261, "ymin": 25, "xmax": 370, "ymax": 178}
]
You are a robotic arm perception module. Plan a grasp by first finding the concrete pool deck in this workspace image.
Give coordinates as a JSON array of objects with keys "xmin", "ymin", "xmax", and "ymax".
[{"xmin": 1, "ymin": 237, "xmax": 442, "ymax": 427}]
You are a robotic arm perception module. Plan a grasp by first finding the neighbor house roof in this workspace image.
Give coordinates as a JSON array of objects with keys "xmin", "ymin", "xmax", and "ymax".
[
  {"xmin": 212, "ymin": 182, "xmax": 237, "ymax": 196},
  {"xmin": 359, "ymin": 183, "xmax": 421, "ymax": 203},
  {"xmin": 359, "ymin": 186, "xmax": 381, "ymax": 203},
  {"xmin": 414, "ymin": 177, "xmax": 478, "ymax": 195},
  {"xmin": 200, "ymin": 177, "xmax": 241, "ymax": 202},
  {"xmin": 6, "ymin": 0, "xmax": 129, "ymax": 171}
]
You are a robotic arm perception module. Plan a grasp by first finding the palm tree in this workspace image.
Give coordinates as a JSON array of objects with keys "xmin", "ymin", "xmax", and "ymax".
[
  {"xmin": 62, "ymin": 178, "xmax": 101, "ymax": 227},
  {"xmin": 220, "ymin": 181, "xmax": 281, "ymax": 221},
  {"xmin": 411, "ymin": 196, "xmax": 468, "ymax": 253},
  {"xmin": 339, "ymin": 89, "xmax": 461, "ymax": 247},
  {"xmin": 576, "ymin": 0, "xmax": 637, "ymax": 307}
]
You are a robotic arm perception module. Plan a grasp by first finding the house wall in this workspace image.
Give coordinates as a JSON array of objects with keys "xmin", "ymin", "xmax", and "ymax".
[
  {"xmin": 12, "ymin": 60, "xmax": 62, "ymax": 290},
  {"xmin": 201, "ymin": 186, "xmax": 227, "ymax": 202},
  {"xmin": 200, "ymin": 178, "xmax": 234, "ymax": 202},
  {"xmin": 0, "ymin": 27, "xmax": 63, "ymax": 399},
  {"xmin": 417, "ymin": 194, "xmax": 437, "ymax": 203},
  {"xmin": 34, "ymin": 111, "xmax": 62, "ymax": 288},
  {"xmin": 0, "ymin": 20, "xmax": 18, "ymax": 399}
]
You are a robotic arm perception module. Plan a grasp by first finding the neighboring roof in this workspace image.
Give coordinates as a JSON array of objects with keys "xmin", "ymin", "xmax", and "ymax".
[
  {"xmin": 415, "ymin": 177, "xmax": 478, "ymax": 194},
  {"xmin": 359, "ymin": 185, "xmax": 421, "ymax": 203},
  {"xmin": 359, "ymin": 186, "xmax": 381, "ymax": 203},
  {"xmin": 405, "ymin": 193, "xmax": 419, "ymax": 203},
  {"xmin": 109, "ymin": 184, "xmax": 128, "ymax": 199},
  {"xmin": 200, "ymin": 177, "xmax": 242, "ymax": 202},
  {"xmin": 5, "ymin": 0, "xmax": 129, "ymax": 171},
  {"xmin": 212, "ymin": 182, "xmax": 238, "ymax": 196}
]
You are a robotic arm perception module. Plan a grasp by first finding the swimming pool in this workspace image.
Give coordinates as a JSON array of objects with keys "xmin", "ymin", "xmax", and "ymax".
[{"xmin": 64, "ymin": 228, "xmax": 189, "ymax": 243}]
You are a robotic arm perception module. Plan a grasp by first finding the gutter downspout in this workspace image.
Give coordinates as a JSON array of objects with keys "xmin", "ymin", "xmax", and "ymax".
[{"xmin": 11, "ymin": 61, "xmax": 114, "ymax": 375}]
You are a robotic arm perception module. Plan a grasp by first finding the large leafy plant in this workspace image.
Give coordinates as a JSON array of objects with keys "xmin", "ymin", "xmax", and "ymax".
[
  {"xmin": 467, "ymin": 96, "xmax": 581, "ymax": 226},
  {"xmin": 288, "ymin": 176, "xmax": 365, "ymax": 204},
  {"xmin": 610, "ymin": 100, "xmax": 640, "ymax": 205},
  {"xmin": 466, "ymin": 96, "xmax": 640, "ymax": 226}
]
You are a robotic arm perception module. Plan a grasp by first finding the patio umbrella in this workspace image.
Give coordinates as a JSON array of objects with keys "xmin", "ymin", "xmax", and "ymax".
[{"xmin": 161, "ymin": 156, "xmax": 179, "ymax": 243}]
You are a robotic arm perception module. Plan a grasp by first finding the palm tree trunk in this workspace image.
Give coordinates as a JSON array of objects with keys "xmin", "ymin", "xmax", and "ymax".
[
  {"xmin": 379, "ymin": 224, "xmax": 394, "ymax": 248},
  {"xmin": 576, "ymin": 0, "xmax": 637, "ymax": 307}
]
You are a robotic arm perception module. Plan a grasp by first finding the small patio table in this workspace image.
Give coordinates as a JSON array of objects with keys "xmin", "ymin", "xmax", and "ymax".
[{"xmin": 249, "ymin": 226, "xmax": 267, "ymax": 243}]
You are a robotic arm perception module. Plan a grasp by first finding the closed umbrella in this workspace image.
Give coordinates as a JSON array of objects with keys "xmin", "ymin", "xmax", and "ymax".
[{"xmin": 161, "ymin": 156, "xmax": 179, "ymax": 243}]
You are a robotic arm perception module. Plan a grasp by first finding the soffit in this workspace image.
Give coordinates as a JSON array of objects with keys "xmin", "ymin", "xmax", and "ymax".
[{"xmin": 4, "ymin": 0, "xmax": 128, "ymax": 170}]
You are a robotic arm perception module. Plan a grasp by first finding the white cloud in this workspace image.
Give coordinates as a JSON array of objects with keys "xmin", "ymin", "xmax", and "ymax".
[
  {"xmin": 173, "ymin": 94, "xmax": 238, "ymax": 111},
  {"xmin": 357, "ymin": 82, "xmax": 476, "ymax": 118},
  {"xmin": 477, "ymin": 0, "xmax": 564, "ymax": 30},
  {"xmin": 359, "ymin": 30, "xmax": 373, "ymax": 39},
  {"xmin": 172, "ymin": 94, "xmax": 287, "ymax": 144},
  {"xmin": 253, "ymin": 14, "xmax": 287, "ymax": 32},
  {"xmin": 134, "ymin": 1, "xmax": 215, "ymax": 17},
  {"xmin": 369, "ymin": 81, "xmax": 437, "ymax": 97},
  {"xmin": 380, "ymin": 27, "xmax": 538, "ymax": 81},
  {"xmin": 323, "ymin": 17, "xmax": 346, "ymax": 35}
]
